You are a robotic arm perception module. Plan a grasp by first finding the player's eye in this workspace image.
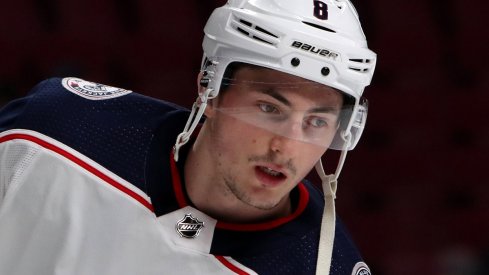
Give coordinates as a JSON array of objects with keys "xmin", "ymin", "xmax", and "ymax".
[
  {"xmin": 257, "ymin": 102, "xmax": 280, "ymax": 114},
  {"xmin": 305, "ymin": 116, "xmax": 328, "ymax": 128}
]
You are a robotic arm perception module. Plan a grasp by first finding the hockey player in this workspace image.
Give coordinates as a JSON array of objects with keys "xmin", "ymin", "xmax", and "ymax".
[{"xmin": 0, "ymin": 0, "xmax": 376, "ymax": 274}]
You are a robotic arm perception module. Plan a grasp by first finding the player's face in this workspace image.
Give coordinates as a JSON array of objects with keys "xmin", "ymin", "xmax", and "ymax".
[{"xmin": 204, "ymin": 66, "xmax": 343, "ymax": 211}]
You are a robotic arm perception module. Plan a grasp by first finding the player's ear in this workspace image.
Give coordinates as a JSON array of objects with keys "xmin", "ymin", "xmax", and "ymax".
[{"xmin": 196, "ymin": 72, "xmax": 216, "ymax": 118}]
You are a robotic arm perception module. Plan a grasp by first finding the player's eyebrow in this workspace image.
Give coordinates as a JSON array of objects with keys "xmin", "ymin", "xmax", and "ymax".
[
  {"xmin": 308, "ymin": 106, "xmax": 341, "ymax": 115},
  {"xmin": 260, "ymin": 88, "xmax": 291, "ymax": 107}
]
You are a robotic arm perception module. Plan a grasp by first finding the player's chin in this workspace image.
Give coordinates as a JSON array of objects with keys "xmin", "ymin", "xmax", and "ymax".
[
  {"xmin": 248, "ymin": 200, "xmax": 282, "ymax": 211},
  {"xmin": 246, "ymin": 191, "xmax": 288, "ymax": 211}
]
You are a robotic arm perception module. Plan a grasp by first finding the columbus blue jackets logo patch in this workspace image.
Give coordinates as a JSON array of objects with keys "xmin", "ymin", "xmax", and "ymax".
[
  {"xmin": 62, "ymin": 77, "xmax": 132, "ymax": 100},
  {"xmin": 176, "ymin": 214, "xmax": 204, "ymax": 238},
  {"xmin": 352, "ymin": 262, "xmax": 371, "ymax": 275}
]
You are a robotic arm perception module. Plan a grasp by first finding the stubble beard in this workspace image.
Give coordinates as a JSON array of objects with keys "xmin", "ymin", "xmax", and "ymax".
[{"xmin": 222, "ymin": 175, "xmax": 282, "ymax": 211}]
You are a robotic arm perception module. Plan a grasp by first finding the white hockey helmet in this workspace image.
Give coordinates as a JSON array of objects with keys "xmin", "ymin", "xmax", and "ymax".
[
  {"xmin": 174, "ymin": 0, "xmax": 376, "ymax": 158},
  {"xmin": 205, "ymin": 0, "xmax": 376, "ymax": 147},
  {"xmin": 203, "ymin": 0, "xmax": 376, "ymax": 100},
  {"xmin": 174, "ymin": 1, "xmax": 376, "ymax": 274}
]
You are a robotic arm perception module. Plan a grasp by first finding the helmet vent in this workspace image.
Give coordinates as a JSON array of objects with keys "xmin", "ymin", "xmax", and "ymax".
[
  {"xmin": 231, "ymin": 16, "xmax": 281, "ymax": 46},
  {"xmin": 348, "ymin": 58, "xmax": 373, "ymax": 73},
  {"xmin": 302, "ymin": 21, "xmax": 336, "ymax": 33}
]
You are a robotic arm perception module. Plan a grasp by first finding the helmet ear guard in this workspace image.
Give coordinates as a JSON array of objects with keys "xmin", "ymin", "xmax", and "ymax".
[
  {"xmin": 348, "ymin": 98, "xmax": 368, "ymax": 149},
  {"xmin": 199, "ymin": 57, "xmax": 218, "ymax": 92},
  {"xmin": 331, "ymin": 97, "xmax": 368, "ymax": 150}
]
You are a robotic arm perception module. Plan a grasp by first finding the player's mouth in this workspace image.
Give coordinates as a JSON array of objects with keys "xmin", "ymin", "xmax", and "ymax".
[{"xmin": 254, "ymin": 165, "xmax": 287, "ymax": 187}]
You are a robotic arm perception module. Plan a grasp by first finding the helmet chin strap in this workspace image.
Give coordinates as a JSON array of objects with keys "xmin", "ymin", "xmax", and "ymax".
[
  {"xmin": 174, "ymin": 87, "xmax": 215, "ymax": 162},
  {"xmin": 314, "ymin": 132, "xmax": 352, "ymax": 275}
]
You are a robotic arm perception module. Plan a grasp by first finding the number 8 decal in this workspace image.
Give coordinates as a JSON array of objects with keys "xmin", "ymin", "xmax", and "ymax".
[{"xmin": 313, "ymin": 0, "xmax": 328, "ymax": 20}]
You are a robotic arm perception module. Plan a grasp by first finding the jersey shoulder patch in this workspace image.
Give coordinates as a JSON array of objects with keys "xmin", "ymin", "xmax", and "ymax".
[
  {"xmin": 352, "ymin": 262, "xmax": 371, "ymax": 275},
  {"xmin": 61, "ymin": 77, "xmax": 132, "ymax": 100}
]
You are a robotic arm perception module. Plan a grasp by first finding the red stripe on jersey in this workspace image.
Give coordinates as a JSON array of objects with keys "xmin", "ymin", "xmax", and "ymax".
[
  {"xmin": 215, "ymin": 256, "xmax": 251, "ymax": 275},
  {"xmin": 170, "ymin": 150, "xmax": 188, "ymax": 208},
  {"xmin": 216, "ymin": 183, "xmax": 309, "ymax": 231},
  {"xmin": 0, "ymin": 133, "xmax": 154, "ymax": 212}
]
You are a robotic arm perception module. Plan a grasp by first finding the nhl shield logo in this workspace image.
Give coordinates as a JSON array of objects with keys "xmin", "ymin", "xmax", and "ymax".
[{"xmin": 176, "ymin": 214, "xmax": 204, "ymax": 238}]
